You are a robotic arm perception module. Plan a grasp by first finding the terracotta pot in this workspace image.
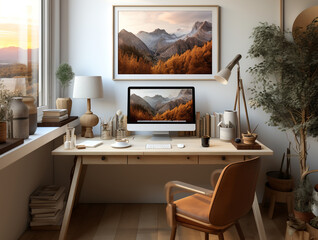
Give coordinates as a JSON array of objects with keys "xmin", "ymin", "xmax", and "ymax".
[
  {"xmin": 242, "ymin": 133, "xmax": 257, "ymax": 144},
  {"xmin": 22, "ymin": 96, "xmax": 37, "ymax": 135},
  {"xmin": 56, "ymin": 98, "xmax": 72, "ymax": 116},
  {"xmin": 307, "ymin": 223, "xmax": 318, "ymax": 240},
  {"xmin": 294, "ymin": 209, "xmax": 315, "ymax": 223},
  {"xmin": 0, "ymin": 121, "xmax": 6, "ymax": 143},
  {"xmin": 266, "ymin": 171, "xmax": 294, "ymax": 192}
]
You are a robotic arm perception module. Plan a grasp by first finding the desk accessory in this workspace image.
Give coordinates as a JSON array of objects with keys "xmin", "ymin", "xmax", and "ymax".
[
  {"xmin": 201, "ymin": 135, "xmax": 210, "ymax": 147},
  {"xmin": 145, "ymin": 143, "xmax": 171, "ymax": 149},
  {"xmin": 219, "ymin": 127, "xmax": 234, "ymax": 141},
  {"xmin": 73, "ymin": 76, "xmax": 103, "ymax": 138},
  {"xmin": 214, "ymin": 54, "xmax": 251, "ymax": 138},
  {"xmin": 177, "ymin": 144, "xmax": 185, "ymax": 148},
  {"xmin": 78, "ymin": 140, "xmax": 103, "ymax": 148},
  {"xmin": 64, "ymin": 127, "xmax": 76, "ymax": 150},
  {"xmin": 231, "ymin": 140, "xmax": 261, "ymax": 150}
]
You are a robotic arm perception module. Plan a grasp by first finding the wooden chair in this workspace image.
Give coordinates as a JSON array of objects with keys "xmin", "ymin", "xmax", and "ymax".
[{"xmin": 165, "ymin": 157, "xmax": 261, "ymax": 240}]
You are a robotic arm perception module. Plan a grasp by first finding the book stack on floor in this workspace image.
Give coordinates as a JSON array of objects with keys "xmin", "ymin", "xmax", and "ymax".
[
  {"xmin": 42, "ymin": 109, "xmax": 68, "ymax": 123},
  {"xmin": 29, "ymin": 185, "xmax": 66, "ymax": 230}
]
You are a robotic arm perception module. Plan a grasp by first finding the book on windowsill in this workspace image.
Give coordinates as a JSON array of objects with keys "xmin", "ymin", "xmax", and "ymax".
[
  {"xmin": 42, "ymin": 109, "xmax": 68, "ymax": 117},
  {"xmin": 42, "ymin": 114, "xmax": 69, "ymax": 123}
]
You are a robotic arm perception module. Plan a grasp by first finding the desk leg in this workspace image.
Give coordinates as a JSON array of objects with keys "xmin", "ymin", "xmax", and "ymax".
[
  {"xmin": 252, "ymin": 193, "xmax": 267, "ymax": 240},
  {"xmin": 59, "ymin": 157, "xmax": 83, "ymax": 240}
]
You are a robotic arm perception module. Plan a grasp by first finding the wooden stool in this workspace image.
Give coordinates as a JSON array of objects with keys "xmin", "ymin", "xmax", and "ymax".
[{"xmin": 262, "ymin": 182, "xmax": 294, "ymax": 219}]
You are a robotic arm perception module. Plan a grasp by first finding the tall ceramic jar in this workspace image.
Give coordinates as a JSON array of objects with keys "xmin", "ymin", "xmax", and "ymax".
[
  {"xmin": 11, "ymin": 97, "xmax": 29, "ymax": 139},
  {"xmin": 22, "ymin": 96, "xmax": 37, "ymax": 135}
]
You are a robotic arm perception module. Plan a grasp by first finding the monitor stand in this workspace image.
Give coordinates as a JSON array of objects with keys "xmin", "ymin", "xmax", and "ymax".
[{"xmin": 150, "ymin": 131, "xmax": 171, "ymax": 141}]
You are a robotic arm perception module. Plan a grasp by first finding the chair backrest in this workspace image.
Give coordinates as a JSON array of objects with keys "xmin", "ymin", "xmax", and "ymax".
[{"xmin": 208, "ymin": 157, "xmax": 260, "ymax": 226}]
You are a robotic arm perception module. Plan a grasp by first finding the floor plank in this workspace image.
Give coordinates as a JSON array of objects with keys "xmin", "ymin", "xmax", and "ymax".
[{"xmin": 19, "ymin": 203, "xmax": 286, "ymax": 240}]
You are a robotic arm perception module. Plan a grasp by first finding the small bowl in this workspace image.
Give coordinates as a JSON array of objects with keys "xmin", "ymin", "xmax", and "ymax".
[{"xmin": 242, "ymin": 133, "xmax": 258, "ymax": 144}]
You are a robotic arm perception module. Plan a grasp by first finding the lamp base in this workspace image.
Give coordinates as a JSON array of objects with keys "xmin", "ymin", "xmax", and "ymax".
[{"xmin": 80, "ymin": 112, "xmax": 99, "ymax": 138}]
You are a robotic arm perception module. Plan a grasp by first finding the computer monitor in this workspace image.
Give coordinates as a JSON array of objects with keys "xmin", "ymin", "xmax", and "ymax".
[{"xmin": 127, "ymin": 86, "xmax": 195, "ymax": 140}]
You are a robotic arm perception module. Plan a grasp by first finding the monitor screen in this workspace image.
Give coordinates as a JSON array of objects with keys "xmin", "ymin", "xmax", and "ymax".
[{"xmin": 127, "ymin": 87, "xmax": 195, "ymax": 131}]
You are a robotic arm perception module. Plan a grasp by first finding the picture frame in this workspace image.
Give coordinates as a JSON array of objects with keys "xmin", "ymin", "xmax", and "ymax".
[{"xmin": 113, "ymin": 5, "xmax": 220, "ymax": 81}]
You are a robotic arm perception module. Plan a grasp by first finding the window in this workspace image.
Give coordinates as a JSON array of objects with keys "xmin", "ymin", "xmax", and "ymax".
[{"xmin": 0, "ymin": 0, "xmax": 42, "ymax": 106}]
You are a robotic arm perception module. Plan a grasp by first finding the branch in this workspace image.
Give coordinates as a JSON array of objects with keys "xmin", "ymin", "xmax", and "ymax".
[{"xmin": 301, "ymin": 169, "xmax": 318, "ymax": 180}]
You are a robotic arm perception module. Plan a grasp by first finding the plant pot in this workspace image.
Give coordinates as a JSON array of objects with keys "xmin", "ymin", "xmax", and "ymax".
[
  {"xmin": 306, "ymin": 223, "xmax": 318, "ymax": 239},
  {"xmin": 242, "ymin": 133, "xmax": 257, "ymax": 144},
  {"xmin": 56, "ymin": 98, "xmax": 72, "ymax": 116},
  {"xmin": 0, "ymin": 121, "xmax": 6, "ymax": 143},
  {"xmin": 294, "ymin": 209, "xmax": 315, "ymax": 223},
  {"xmin": 22, "ymin": 96, "xmax": 37, "ymax": 135},
  {"xmin": 266, "ymin": 171, "xmax": 294, "ymax": 192}
]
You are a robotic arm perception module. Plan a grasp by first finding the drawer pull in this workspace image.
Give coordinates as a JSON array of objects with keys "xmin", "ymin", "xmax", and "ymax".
[
  {"xmin": 101, "ymin": 156, "xmax": 106, "ymax": 161},
  {"xmin": 187, "ymin": 156, "xmax": 190, "ymax": 160},
  {"xmin": 137, "ymin": 156, "xmax": 140, "ymax": 160},
  {"xmin": 221, "ymin": 156, "xmax": 226, "ymax": 161}
]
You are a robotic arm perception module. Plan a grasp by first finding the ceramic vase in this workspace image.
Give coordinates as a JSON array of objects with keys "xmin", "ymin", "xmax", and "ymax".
[
  {"xmin": 22, "ymin": 96, "xmax": 37, "ymax": 135},
  {"xmin": 220, "ymin": 127, "xmax": 235, "ymax": 141},
  {"xmin": 223, "ymin": 110, "xmax": 237, "ymax": 137},
  {"xmin": 56, "ymin": 98, "xmax": 72, "ymax": 116},
  {"xmin": 11, "ymin": 97, "xmax": 29, "ymax": 139},
  {"xmin": 0, "ymin": 121, "xmax": 6, "ymax": 143}
]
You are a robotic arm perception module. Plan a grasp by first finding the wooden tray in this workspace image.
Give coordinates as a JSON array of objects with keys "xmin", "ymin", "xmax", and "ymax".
[
  {"xmin": 37, "ymin": 116, "xmax": 78, "ymax": 127},
  {"xmin": 231, "ymin": 140, "xmax": 262, "ymax": 150},
  {"xmin": 0, "ymin": 138, "xmax": 24, "ymax": 155}
]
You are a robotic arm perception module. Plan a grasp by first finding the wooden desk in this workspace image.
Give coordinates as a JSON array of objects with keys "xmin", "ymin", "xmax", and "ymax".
[{"xmin": 52, "ymin": 135, "xmax": 273, "ymax": 240}]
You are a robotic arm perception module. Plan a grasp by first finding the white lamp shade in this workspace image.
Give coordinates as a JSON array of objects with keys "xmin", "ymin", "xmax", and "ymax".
[
  {"xmin": 73, "ymin": 76, "xmax": 103, "ymax": 98},
  {"xmin": 214, "ymin": 68, "xmax": 231, "ymax": 85}
]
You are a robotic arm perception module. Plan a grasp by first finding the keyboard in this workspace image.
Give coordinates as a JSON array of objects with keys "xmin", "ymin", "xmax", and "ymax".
[{"xmin": 145, "ymin": 144, "xmax": 172, "ymax": 149}]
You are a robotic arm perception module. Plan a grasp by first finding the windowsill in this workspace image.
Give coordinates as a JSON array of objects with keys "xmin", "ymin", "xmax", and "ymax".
[{"xmin": 0, "ymin": 118, "xmax": 80, "ymax": 170}]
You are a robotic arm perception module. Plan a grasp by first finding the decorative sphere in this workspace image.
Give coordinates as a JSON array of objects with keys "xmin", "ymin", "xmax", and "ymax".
[{"xmin": 235, "ymin": 138, "xmax": 241, "ymax": 143}]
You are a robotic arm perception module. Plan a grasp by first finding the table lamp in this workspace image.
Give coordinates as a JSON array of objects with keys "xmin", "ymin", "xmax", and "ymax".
[
  {"xmin": 73, "ymin": 76, "xmax": 103, "ymax": 138},
  {"xmin": 214, "ymin": 54, "xmax": 251, "ymax": 137}
]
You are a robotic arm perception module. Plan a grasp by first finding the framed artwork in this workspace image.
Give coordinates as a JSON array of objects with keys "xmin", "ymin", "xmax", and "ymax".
[{"xmin": 113, "ymin": 5, "xmax": 220, "ymax": 81}]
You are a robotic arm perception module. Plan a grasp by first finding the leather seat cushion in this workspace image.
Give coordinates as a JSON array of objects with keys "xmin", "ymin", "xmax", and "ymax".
[{"xmin": 174, "ymin": 193, "xmax": 211, "ymax": 223}]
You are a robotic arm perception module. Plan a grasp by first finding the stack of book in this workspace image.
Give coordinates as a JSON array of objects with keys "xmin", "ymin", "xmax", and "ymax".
[
  {"xmin": 42, "ymin": 109, "xmax": 68, "ymax": 123},
  {"xmin": 29, "ymin": 185, "xmax": 66, "ymax": 229},
  {"xmin": 193, "ymin": 112, "xmax": 224, "ymax": 138}
]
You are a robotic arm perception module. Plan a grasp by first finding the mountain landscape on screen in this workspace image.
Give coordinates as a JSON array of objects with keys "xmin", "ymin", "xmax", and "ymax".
[
  {"xmin": 129, "ymin": 89, "xmax": 194, "ymax": 122},
  {"xmin": 118, "ymin": 18, "xmax": 213, "ymax": 74}
]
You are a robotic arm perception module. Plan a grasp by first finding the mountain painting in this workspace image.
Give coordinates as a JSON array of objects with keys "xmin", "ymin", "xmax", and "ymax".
[
  {"xmin": 129, "ymin": 88, "xmax": 194, "ymax": 123},
  {"xmin": 113, "ymin": 6, "xmax": 219, "ymax": 80}
]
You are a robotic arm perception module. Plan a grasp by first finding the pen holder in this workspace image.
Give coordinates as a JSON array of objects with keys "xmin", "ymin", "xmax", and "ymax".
[{"xmin": 220, "ymin": 127, "xmax": 235, "ymax": 142}]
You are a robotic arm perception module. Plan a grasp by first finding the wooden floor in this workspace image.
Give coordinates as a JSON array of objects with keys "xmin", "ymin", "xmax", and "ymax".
[{"xmin": 20, "ymin": 203, "xmax": 287, "ymax": 240}]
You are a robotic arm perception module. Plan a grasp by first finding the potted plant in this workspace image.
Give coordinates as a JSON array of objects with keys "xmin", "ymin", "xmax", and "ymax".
[
  {"xmin": 266, "ymin": 143, "xmax": 294, "ymax": 192},
  {"xmin": 248, "ymin": 18, "xmax": 318, "ymax": 219},
  {"xmin": 0, "ymin": 82, "xmax": 16, "ymax": 142},
  {"xmin": 56, "ymin": 63, "xmax": 75, "ymax": 116}
]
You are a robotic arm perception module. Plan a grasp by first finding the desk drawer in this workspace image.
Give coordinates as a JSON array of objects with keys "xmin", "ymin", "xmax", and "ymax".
[
  {"xmin": 82, "ymin": 156, "xmax": 127, "ymax": 165},
  {"xmin": 199, "ymin": 155, "xmax": 244, "ymax": 164},
  {"xmin": 128, "ymin": 155, "xmax": 198, "ymax": 164}
]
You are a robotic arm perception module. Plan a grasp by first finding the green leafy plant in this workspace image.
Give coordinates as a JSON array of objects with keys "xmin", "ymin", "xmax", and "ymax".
[
  {"xmin": 56, "ymin": 63, "xmax": 74, "ymax": 97},
  {"xmin": 0, "ymin": 81, "xmax": 18, "ymax": 121},
  {"xmin": 248, "ymin": 18, "xmax": 318, "ymax": 178},
  {"xmin": 294, "ymin": 178, "xmax": 313, "ymax": 212}
]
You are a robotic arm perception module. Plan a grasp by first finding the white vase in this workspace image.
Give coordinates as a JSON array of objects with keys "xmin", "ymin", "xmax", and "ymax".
[
  {"xmin": 223, "ymin": 110, "xmax": 237, "ymax": 137},
  {"xmin": 220, "ymin": 127, "xmax": 235, "ymax": 141}
]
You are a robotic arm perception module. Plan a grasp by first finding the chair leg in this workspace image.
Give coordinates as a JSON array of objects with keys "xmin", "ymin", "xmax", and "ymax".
[
  {"xmin": 170, "ymin": 226, "xmax": 177, "ymax": 240},
  {"xmin": 205, "ymin": 232, "xmax": 209, "ymax": 240},
  {"xmin": 235, "ymin": 222, "xmax": 245, "ymax": 240},
  {"xmin": 218, "ymin": 232, "xmax": 224, "ymax": 240}
]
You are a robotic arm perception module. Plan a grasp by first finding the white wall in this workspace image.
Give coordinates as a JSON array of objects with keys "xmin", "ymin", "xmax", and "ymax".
[
  {"xmin": 0, "ymin": 142, "xmax": 54, "ymax": 240},
  {"xmin": 59, "ymin": 0, "xmax": 318, "ymax": 202}
]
